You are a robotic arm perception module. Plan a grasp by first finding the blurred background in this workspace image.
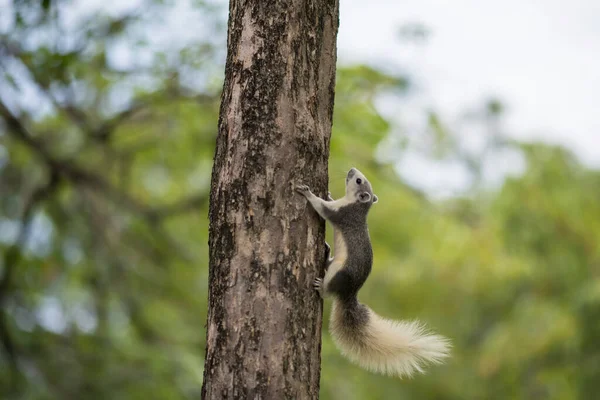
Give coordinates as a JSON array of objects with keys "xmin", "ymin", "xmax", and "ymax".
[{"xmin": 1, "ymin": 0, "xmax": 599, "ymax": 399}]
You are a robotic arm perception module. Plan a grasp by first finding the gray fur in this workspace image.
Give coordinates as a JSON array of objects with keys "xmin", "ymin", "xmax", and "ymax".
[
  {"xmin": 325, "ymin": 202, "xmax": 373, "ymax": 300},
  {"xmin": 296, "ymin": 167, "xmax": 377, "ymax": 314}
]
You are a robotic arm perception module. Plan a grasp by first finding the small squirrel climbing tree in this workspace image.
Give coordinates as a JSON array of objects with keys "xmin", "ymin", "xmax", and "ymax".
[{"xmin": 201, "ymin": 0, "xmax": 339, "ymax": 398}]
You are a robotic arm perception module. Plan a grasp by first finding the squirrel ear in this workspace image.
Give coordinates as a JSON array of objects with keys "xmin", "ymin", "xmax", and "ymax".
[
  {"xmin": 358, "ymin": 192, "xmax": 371, "ymax": 203},
  {"xmin": 372, "ymin": 194, "xmax": 378, "ymax": 204}
]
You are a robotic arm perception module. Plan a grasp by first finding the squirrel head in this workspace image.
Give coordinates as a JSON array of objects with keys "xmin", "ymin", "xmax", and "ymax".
[{"xmin": 345, "ymin": 168, "xmax": 379, "ymax": 205}]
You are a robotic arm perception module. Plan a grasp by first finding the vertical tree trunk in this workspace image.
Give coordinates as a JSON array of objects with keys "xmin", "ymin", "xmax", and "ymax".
[{"xmin": 202, "ymin": 0, "xmax": 339, "ymax": 399}]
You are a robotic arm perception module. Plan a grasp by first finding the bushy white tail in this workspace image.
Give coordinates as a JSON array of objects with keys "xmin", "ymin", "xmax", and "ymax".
[{"xmin": 330, "ymin": 299, "xmax": 451, "ymax": 378}]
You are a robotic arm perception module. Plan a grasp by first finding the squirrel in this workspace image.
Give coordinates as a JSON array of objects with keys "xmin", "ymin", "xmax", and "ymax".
[{"xmin": 296, "ymin": 167, "xmax": 450, "ymax": 378}]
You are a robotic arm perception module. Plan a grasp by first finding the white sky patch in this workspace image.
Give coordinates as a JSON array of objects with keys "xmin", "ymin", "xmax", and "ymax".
[
  {"xmin": 36, "ymin": 297, "xmax": 68, "ymax": 334},
  {"xmin": 338, "ymin": 0, "xmax": 600, "ymax": 158},
  {"xmin": 338, "ymin": 0, "xmax": 600, "ymax": 194},
  {"xmin": 394, "ymin": 150, "xmax": 472, "ymax": 197}
]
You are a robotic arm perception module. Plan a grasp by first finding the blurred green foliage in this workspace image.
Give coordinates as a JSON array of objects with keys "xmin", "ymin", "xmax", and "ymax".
[{"xmin": 1, "ymin": 1, "xmax": 599, "ymax": 399}]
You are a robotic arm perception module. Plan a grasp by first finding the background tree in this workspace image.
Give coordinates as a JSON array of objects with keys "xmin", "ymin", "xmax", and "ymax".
[{"xmin": 201, "ymin": 0, "xmax": 339, "ymax": 397}]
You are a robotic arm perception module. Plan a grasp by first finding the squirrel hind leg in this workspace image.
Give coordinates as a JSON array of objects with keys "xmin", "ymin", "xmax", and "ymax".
[
  {"xmin": 326, "ymin": 269, "xmax": 358, "ymax": 300},
  {"xmin": 313, "ymin": 278, "xmax": 324, "ymax": 298}
]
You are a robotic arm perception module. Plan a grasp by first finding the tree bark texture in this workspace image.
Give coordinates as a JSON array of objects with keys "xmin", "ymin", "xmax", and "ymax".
[{"xmin": 202, "ymin": 0, "xmax": 339, "ymax": 399}]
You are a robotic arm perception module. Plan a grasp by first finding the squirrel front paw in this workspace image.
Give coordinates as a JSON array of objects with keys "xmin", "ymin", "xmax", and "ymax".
[{"xmin": 295, "ymin": 184, "xmax": 311, "ymax": 195}]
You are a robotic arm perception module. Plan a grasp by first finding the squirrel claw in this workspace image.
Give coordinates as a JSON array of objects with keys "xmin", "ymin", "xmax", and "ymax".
[{"xmin": 313, "ymin": 278, "xmax": 324, "ymax": 298}]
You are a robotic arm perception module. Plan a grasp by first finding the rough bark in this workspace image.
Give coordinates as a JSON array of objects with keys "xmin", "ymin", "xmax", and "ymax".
[{"xmin": 201, "ymin": 0, "xmax": 339, "ymax": 399}]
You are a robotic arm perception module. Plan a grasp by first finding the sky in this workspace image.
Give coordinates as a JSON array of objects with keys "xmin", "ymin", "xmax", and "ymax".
[
  {"xmin": 339, "ymin": 0, "xmax": 600, "ymax": 161},
  {"xmin": 336, "ymin": 0, "xmax": 600, "ymax": 194}
]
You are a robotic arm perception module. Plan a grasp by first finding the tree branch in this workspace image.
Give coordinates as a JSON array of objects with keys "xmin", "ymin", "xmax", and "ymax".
[
  {"xmin": 0, "ymin": 100, "xmax": 155, "ymax": 215},
  {"xmin": 0, "ymin": 171, "xmax": 60, "ymax": 389},
  {"xmin": 2, "ymin": 97, "xmax": 207, "ymax": 225},
  {"xmin": 146, "ymin": 193, "xmax": 208, "ymax": 221}
]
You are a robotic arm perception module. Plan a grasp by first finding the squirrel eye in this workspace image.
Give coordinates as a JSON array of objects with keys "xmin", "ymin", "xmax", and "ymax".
[{"xmin": 356, "ymin": 178, "xmax": 362, "ymax": 184}]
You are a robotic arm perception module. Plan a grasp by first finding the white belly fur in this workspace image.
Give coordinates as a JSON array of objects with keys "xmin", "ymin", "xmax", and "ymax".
[{"xmin": 324, "ymin": 228, "xmax": 348, "ymax": 291}]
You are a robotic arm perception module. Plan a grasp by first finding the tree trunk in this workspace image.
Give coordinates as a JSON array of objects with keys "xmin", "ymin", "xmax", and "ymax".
[{"xmin": 201, "ymin": 0, "xmax": 339, "ymax": 399}]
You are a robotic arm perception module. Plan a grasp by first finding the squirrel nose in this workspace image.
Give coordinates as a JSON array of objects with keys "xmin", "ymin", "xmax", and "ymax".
[{"xmin": 347, "ymin": 168, "xmax": 356, "ymax": 179}]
